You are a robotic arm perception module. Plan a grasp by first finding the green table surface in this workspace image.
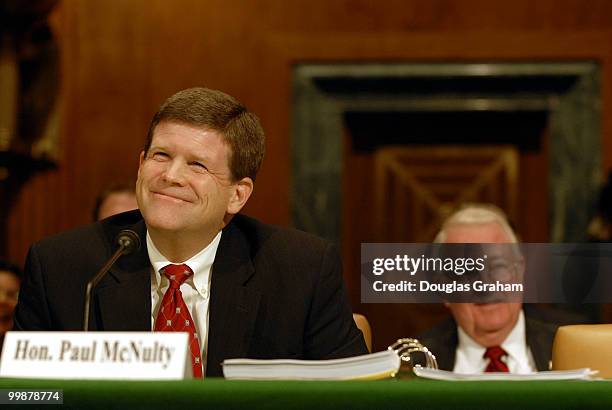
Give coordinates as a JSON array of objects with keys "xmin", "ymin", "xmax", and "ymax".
[{"xmin": 0, "ymin": 378, "xmax": 611, "ymax": 410}]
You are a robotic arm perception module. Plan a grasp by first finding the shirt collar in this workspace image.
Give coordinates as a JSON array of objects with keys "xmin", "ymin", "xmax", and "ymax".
[
  {"xmin": 499, "ymin": 310, "xmax": 529, "ymax": 366},
  {"xmin": 456, "ymin": 309, "xmax": 527, "ymax": 363},
  {"xmin": 147, "ymin": 230, "xmax": 222, "ymax": 292}
]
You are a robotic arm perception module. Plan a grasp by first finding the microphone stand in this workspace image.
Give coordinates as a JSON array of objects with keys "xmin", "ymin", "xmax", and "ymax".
[{"xmin": 83, "ymin": 230, "xmax": 140, "ymax": 331}]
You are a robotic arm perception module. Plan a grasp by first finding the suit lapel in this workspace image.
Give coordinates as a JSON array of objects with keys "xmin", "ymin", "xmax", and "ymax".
[
  {"xmin": 526, "ymin": 317, "xmax": 555, "ymax": 371},
  {"xmin": 206, "ymin": 220, "xmax": 260, "ymax": 377},
  {"xmin": 434, "ymin": 320, "xmax": 458, "ymax": 371},
  {"xmin": 94, "ymin": 217, "xmax": 151, "ymax": 331}
]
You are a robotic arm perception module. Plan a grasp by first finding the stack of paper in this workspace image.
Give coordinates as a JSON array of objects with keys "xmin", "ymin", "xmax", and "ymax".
[
  {"xmin": 413, "ymin": 367, "xmax": 597, "ymax": 381},
  {"xmin": 222, "ymin": 350, "xmax": 400, "ymax": 380}
]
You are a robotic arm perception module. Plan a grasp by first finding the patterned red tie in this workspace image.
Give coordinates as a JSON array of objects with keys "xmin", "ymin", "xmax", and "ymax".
[
  {"xmin": 484, "ymin": 345, "xmax": 509, "ymax": 372},
  {"xmin": 154, "ymin": 264, "xmax": 203, "ymax": 378}
]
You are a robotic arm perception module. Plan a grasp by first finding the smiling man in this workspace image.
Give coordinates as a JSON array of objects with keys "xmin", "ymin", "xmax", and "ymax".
[
  {"xmin": 14, "ymin": 88, "xmax": 367, "ymax": 377},
  {"xmin": 419, "ymin": 204, "xmax": 557, "ymax": 374}
]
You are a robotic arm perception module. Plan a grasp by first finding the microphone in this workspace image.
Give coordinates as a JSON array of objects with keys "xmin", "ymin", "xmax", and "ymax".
[
  {"xmin": 83, "ymin": 230, "xmax": 141, "ymax": 331},
  {"xmin": 116, "ymin": 230, "xmax": 140, "ymax": 255}
]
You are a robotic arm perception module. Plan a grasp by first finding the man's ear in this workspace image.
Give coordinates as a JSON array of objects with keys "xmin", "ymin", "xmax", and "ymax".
[
  {"xmin": 226, "ymin": 177, "xmax": 254, "ymax": 216},
  {"xmin": 138, "ymin": 151, "xmax": 145, "ymax": 172}
]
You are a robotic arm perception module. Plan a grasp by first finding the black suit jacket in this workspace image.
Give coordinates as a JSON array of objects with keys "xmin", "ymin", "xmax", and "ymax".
[
  {"xmin": 418, "ymin": 314, "xmax": 557, "ymax": 371},
  {"xmin": 14, "ymin": 210, "xmax": 367, "ymax": 376}
]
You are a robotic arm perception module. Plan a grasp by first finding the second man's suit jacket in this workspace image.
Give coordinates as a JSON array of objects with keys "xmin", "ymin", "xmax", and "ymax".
[
  {"xmin": 419, "ymin": 314, "xmax": 557, "ymax": 371},
  {"xmin": 14, "ymin": 210, "xmax": 368, "ymax": 376}
]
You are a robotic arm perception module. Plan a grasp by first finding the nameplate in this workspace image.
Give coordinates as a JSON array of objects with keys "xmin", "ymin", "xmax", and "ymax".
[{"xmin": 0, "ymin": 332, "xmax": 191, "ymax": 380}]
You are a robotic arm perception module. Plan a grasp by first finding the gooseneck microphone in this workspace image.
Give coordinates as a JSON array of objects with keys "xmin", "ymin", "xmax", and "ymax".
[{"xmin": 83, "ymin": 229, "xmax": 141, "ymax": 331}]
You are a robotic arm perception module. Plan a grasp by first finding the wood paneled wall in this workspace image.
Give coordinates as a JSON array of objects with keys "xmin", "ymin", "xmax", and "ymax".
[{"xmin": 7, "ymin": 1, "xmax": 612, "ymax": 276}]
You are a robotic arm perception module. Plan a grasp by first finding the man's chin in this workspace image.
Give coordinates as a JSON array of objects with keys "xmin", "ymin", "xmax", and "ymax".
[
  {"xmin": 473, "ymin": 302, "xmax": 504, "ymax": 309},
  {"xmin": 143, "ymin": 214, "xmax": 190, "ymax": 233},
  {"xmin": 149, "ymin": 223, "xmax": 188, "ymax": 234},
  {"xmin": 474, "ymin": 307, "xmax": 520, "ymax": 332}
]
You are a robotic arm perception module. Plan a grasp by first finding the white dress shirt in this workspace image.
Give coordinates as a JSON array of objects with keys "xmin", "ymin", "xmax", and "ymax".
[
  {"xmin": 148, "ymin": 230, "xmax": 222, "ymax": 374},
  {"xmin": 453, "ymin": 310, "xmax": 537, "ymax": 374}
]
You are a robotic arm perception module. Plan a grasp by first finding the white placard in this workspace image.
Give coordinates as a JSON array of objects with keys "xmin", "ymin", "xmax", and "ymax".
[{"xmin": 0, "ymin": 331, "xmax": 191, "ymax": 380}]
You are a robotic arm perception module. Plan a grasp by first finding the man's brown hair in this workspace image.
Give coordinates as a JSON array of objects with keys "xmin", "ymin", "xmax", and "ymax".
[{"xmin": 144, "ymin": 87, "xmax": 265, "ymax": 181}]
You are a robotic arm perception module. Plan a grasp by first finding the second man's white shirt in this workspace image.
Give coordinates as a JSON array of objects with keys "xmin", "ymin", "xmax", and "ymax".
[{"xmin": 453, "ymin": 310, "xmax": 537, "ymax": 374}]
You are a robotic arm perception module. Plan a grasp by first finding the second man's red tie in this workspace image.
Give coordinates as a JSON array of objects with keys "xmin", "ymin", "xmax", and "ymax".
[{"xmin": 484, "ymin": 345, "xmax": 509, "ymax": 372}]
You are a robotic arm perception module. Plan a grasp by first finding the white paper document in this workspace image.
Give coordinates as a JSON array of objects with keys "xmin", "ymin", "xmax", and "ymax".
[
  {"xmin": 413, "ymin": 367, "xmax": 597, "ymax": 381},
  {"xmin": 222, "ymin": 350, "xmax": 400, "ymax": 381}
]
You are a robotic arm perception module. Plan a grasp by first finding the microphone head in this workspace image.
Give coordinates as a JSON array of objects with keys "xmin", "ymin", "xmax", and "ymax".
[{"xmin": 116, "ymin": 229, "xmax": 141, "ymax": 255}]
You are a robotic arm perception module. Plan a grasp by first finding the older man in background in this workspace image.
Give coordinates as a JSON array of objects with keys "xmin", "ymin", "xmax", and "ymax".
[{"xmin": 420, "ymin": 204, "xmax": 556, "ymax": 373}]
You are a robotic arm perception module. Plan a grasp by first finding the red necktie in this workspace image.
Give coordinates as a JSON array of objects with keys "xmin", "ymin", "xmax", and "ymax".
[
  {"xmin": 484, "ymin": 345, "xmax": 509, "ymax": 372},
  {"xmin": 154, "ymin": 264, "xmax": 203, "ymax": 378}
]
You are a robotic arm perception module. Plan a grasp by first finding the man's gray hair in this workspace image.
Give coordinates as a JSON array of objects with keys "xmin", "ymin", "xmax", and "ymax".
[{"xmin": 434, "ymin": 203, "xmax": 518, "ymax": 243}]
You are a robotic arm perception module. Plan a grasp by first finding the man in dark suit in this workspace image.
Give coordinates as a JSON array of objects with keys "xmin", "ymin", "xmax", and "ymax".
[
  {"xmin": 420, "ymin": 313, "xmax": 556, "ymax": 372},
  {"xmin": 419, "ymin": 204, "xmax": 557, "ymax": 373},
  {"xmin": 14, "ymin": 87, "xmax": 367, "ymax": 377}
]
